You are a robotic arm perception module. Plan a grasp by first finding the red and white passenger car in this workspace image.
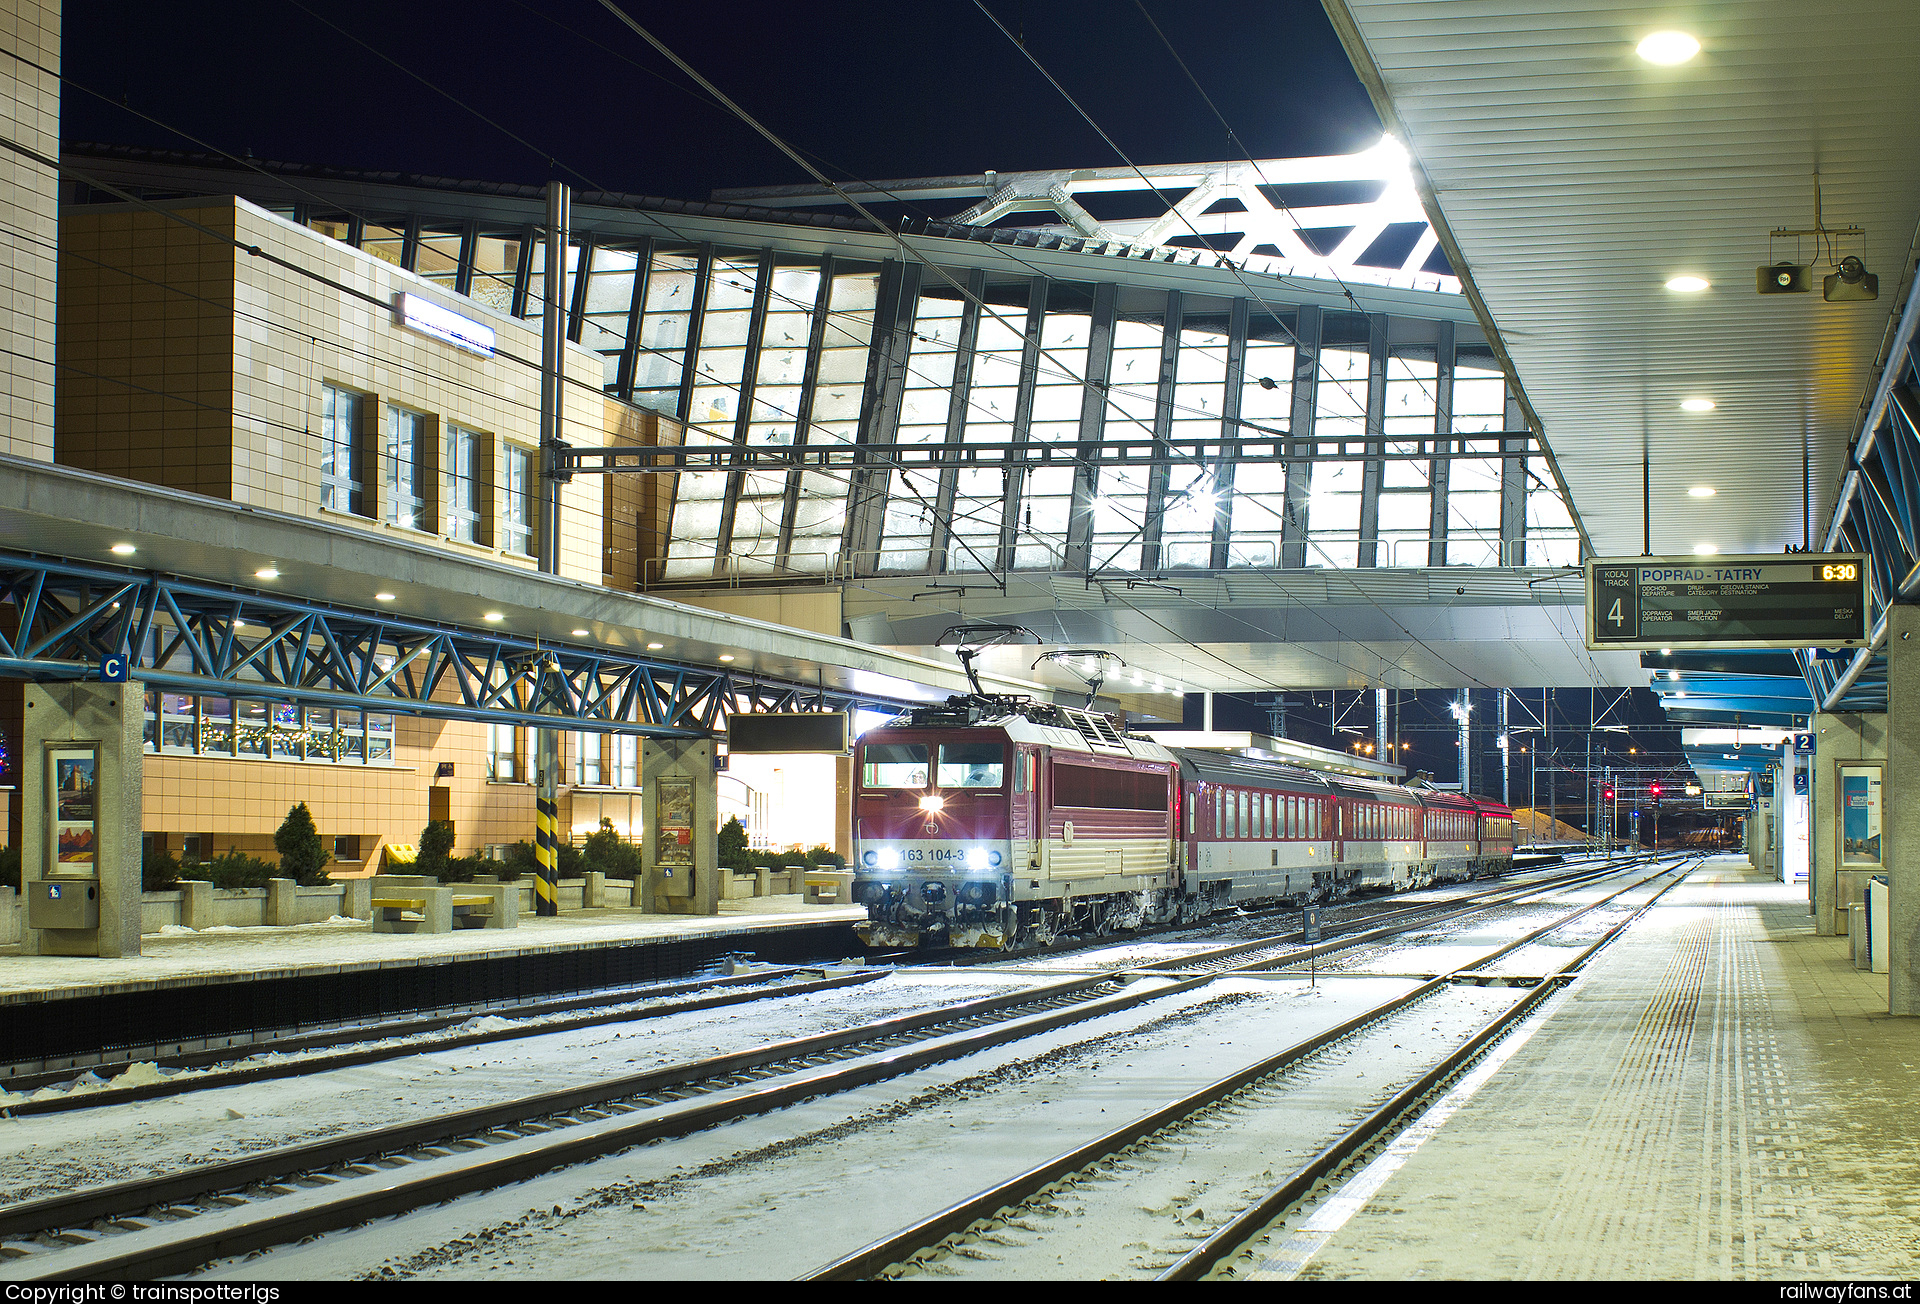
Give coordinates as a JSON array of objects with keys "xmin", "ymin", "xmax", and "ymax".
[{"xmin": 852, "ymin": 696, "xmax": 1515, "ymax": 949}]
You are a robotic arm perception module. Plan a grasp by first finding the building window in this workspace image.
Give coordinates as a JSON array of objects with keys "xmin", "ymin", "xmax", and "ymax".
[
  {"xmin": 333, "ymin": 834, "xmax": 362, "ymax": 862},
  {"xmin": 572, "ymin": 733, "xmax": 602, "ymax": 787},
  {"xmin": 503, "ymin": 444, "xmax": 535, "ymax": 556},
  {"xmin": 609, "ymin": 734, "xmax": 638, "ymax": 788},
  {"xmin": 444, "ymin": 424, "xmax": 482, "ymax": 543},
  {"xmin": 488, "ymin": 723, "xmax": 518, "ymax": 782},
  {"xmin": 384, "ymin": 405, "xmax": 429, "ymax": 530},
  {"xmin": 320, "ymin": 384, "xmax": 364, "ymax": 514}
]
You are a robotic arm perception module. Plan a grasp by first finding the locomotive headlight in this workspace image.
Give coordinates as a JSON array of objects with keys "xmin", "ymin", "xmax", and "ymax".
[
  {"xmin": 862, "ymin": 850, "xmax": 878, "ymax": 868},
  {"xmin": 966, "ymin": 847, "xmax": 990, "ymax": 870},
  {"xmin": 919, "ymin": 794, "xmax": 945, "ymax": 812},
  {"xmin": 877, "ymin": 848, "xmax": 900, "ymax": 871},
  {"xmin": 989, "ymin": 849, "xmax": 1003, "ymax": 867}
]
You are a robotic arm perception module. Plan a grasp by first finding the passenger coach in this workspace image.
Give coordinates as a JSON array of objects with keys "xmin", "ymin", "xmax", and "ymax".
[{"xmin": 853, "ymin": 696, "xmax": 1515, "ymax": 950}]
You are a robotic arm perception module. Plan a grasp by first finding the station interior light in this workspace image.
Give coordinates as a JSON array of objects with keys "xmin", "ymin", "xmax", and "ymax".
[{"xmin": 1636, "ymin": 31, "xmax": 1700, "ymax": 65}]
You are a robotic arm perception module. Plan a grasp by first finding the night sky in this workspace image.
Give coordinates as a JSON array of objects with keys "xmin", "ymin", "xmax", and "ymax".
[{"xmin": 62, "ymin": 0, "xmax": 1382, "ymax": 202}]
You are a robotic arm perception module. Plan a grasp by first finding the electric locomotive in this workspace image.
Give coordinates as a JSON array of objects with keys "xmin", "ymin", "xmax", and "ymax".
[{"xmin": 852, "ymin": 694, "xmax": 1515, "ymax": 950}]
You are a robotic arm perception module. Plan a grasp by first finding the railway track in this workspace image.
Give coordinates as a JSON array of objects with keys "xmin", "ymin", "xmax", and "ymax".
[
  {"xmin": 1, "ymin": 965, "xmax": 884, "ymax": 1115},
  {"xmin": 801, "ymin": 855, "xmax": 1699, "ymax": 1281},
  {"xmin": 0, "ymin": 855, "xmax": 1678, "ymax": 1281},
  {"xmin": 4, "ymin": 857, "xmax": 1622, "ymax": 1119}
]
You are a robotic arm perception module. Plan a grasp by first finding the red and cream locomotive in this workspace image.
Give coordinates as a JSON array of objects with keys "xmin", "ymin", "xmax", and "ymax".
[{"xmin": 853, "ymin": 695, "xmax": 1515, "ymax": 949}]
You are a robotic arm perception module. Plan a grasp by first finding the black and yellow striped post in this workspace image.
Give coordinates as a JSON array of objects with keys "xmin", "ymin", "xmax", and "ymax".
[{"xmin": 533, "ymin": 793, "xmax": 559, "ymax": 916}]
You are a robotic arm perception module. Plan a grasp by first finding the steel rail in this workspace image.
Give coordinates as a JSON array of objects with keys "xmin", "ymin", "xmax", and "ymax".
[
  {"xmin": 1, "ymin": 856, "xmax": 1664, "ymax": 1278},
  {"xmin": 0, "ymin": 973, "xmax": 1213, "ymax": 1281},
  {"xmin": 798, "ymin": 855, "xmax": 1695, "ymax": 1280},
  {"xmin": 0, "ymin": 967, "xmax": 1168, "ymax": 1252},
  {"xmin": 1135, "ymin": 854, "xmax": 1647, "ymax": 977},
  {"xmin": 1158, "ymin": 857, "xmax": 1702, "ymax": 1280},
  {"xmin": 7, "ymin": 862, "xmax": 1593, "ymax": 1113},
  {"xmin": 2, "ymin": 968, "xmax": 884, "ymax": 1116}
]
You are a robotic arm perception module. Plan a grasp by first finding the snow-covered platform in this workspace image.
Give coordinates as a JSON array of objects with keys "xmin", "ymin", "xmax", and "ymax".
[
  {"xmin": 1, "ymin": 900, "xmax": 869, "ymax": 1073},
  {"xmin": 1261, "ymin": 857, "xmax": 1920, "ymax": 1281}
]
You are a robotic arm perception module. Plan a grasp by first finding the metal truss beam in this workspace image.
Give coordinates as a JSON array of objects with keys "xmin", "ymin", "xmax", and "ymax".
[
  {"xmin": 560, "ymin": 430, "xmax": 1538, "ymax": 476},
  {"xmin": 0, "ymin": 553, "xmax": 914, "ymax": 736}
]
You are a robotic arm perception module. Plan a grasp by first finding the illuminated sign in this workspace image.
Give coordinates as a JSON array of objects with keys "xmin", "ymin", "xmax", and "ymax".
[
  {"xmin": 395, "ymin": 292, "xmax": 495, "ymax": 357},
  {"xmin": 1585, "ymin": 554, "xmax": 1868, "ymax": 650}
]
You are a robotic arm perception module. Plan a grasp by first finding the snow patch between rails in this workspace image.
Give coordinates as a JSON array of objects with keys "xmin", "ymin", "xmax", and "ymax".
[
  {"xmin": 1238, "ymin": 986, "xmax": 1567, "ymax": 1281},
  {"xmin": 0, "ymin": 1059, "xmax": 182, "ymax": 1109}
]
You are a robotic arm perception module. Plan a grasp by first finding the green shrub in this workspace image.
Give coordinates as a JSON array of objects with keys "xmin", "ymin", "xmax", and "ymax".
[
  {"xmin": 0, "ymin": 845, "xmax": 20, "ymax": 891},
  {"xmin": 719, "ymin": 816, "xmax": 751, "ymax": 871},
  {"xmin": 804, "ymin": 845, "xmax": 847, "ymax": 869},
  {"xmin": 142, "ymin": 844, "xmax": 182, "ymax": 893},
  {"xmin": 582, "ymin": 818, "xmax": 642, "ymax": 880},
  {"xmin": 502, "ymin": 838, "xmax": 580, "ymax": 880},
  {"xmin": 272, "ymin": 802, "xmax": 332, "ymax": 885},
  {"xmin": 197, "ymin": 848, "xmax": 279, "ymax": 890},
  {"xmin": 441, "ymin": 853, "xmax": 497, "ymax": 883},
  {"xmin": 502, "ymin": 841, "xmax": 539, "ymax": 880},
  {"xmin": 417, "ymin": 820, "xmax": 456, "ymax": 880}
]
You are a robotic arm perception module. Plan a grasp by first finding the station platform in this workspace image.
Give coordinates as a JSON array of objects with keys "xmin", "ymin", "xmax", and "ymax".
[
  {"xmin": 0, "ymin": 900, "xmax": 868, "ymax": 1077},
  {"xmin": 1280, "ymin": 856, "xmax": 1919, "ymax": 1280}
]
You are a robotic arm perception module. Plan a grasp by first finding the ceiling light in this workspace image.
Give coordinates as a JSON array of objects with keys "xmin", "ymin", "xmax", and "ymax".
[
  {"xmin": 375, "ymin": 592, "xmax": 396, "ymax": 602},
  {"xmin": 1693, "ymin": 543, "xmax": 1718, "ymax": 556},
  {"xmin": 483, "ymin": 611, "xmax": 504, "ymax": 622},
  {"xmin": 1665, "ymin": 275, "xmax": 1710, "ymax": 293},
  {"xmin": 647, "ymin": 642, "xmax": 665, "ymax": 650},
  {"xmin": 572, "ymin": 628, "xmax": 589, "ymax": 637},
  {"xmin": 1661, "ymin": 647, "xmax": 1672, "ymax": 655},
  {"xmin": 1689, "ymin": 485, "xmax": 1716, "ymax": 497},
  {"xmin": 254, "ymin": 567, "xmax": 280, "ymax": 579},
  {"xmin": 1681, "ymin": 398, "xmax": 1716, "ymax": 412},
  {"xmin": 719, "ymin": 654, "xmax": 735, "ymax": 662},
  {"xmin": 110, "ymin": 543, "xmax": 136, "ymax": 556},
  {"xmin": 1636, "ymin": 31, "xmax": 1700, "ymax": 65}
]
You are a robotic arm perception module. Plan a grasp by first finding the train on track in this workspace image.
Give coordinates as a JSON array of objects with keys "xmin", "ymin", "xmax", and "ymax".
[{"xmin": 852, "ymin": 694, "xmax": 1515, "ymax": 950}]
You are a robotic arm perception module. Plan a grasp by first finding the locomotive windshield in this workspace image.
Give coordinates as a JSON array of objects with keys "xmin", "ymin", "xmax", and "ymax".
[
  {"xmin": 862, "ymin": 742, "xmax": 928, "ymax": 788},
  {"xmin": 938, "ymin": 743, "xmax": 1005, "ymax": 789}
]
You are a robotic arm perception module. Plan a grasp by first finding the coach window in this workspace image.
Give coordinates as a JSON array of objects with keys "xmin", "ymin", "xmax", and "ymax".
[
  {"xmin": 939, "ymin": 742, "xmax": 1005, "ymax": 789},
  {"xmin": 1014, "ymin": 751, "xmax": 1028, "ymax": 794},
  {"xmin": 1213, "ymin": 790, "xmax": 1222, "ymax": 838},
  {"xmin": 863, "ymin": 743, "xmax": 929, "ymax": 788}
]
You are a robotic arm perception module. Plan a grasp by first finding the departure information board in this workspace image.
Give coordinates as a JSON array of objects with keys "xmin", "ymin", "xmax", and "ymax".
[{"xmin": 1585, "ymin": 554, "xmax": 1868, "ymax": 650}]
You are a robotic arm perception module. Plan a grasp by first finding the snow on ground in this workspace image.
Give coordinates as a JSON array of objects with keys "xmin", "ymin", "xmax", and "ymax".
[
  {"xmin": 0, "ymin": 906, "xmax": 867, "ymax": 1000},
  {"xmin": 0, "ymin": 969, "xmax": 1033, "ymax": 1204},
  {"xmin": 900, "ymin": 984, "xmax": 1532, "ymax": 1280},
  {"xmin": 203, "ymin": 974, "xmax": 1438, "ymax": 1281}
]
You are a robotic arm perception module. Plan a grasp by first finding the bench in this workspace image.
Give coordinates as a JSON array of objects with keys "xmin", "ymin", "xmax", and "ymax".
[
  {"xmin": 804, "ymin": 870, "xmax": 855, "ymax": 904},
  {"xmin": 367, "ymin": 876, "xmax": 518, "ymax": 932}
]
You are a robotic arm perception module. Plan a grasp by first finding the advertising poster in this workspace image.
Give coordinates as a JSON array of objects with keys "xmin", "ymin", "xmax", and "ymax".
[
  {"xmin": 49, "ymin": 746, "xmax": 99, "ymax": 868},
  {"xmin": 1841, "ymin": 766, "xmax": 1882, "ymax": 866},
  {"xmin": 655, "ymin": 777, "xmax": 693, "ymax": 872}
]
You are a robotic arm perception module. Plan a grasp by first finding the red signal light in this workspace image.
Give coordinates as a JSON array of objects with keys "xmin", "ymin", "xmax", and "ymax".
[
  {"xmin": 1650, "ymin": 782, "xmax": 1662, "ymax": 799},
  {"xmin": 1602, "ymin": 785, "xmax": 1616, "ymax": 802}
]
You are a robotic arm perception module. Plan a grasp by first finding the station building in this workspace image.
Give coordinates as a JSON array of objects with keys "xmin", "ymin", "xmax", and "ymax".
[{"xmin": 6, "ymin": 135, "xmax": 1586, "ymax": 877}]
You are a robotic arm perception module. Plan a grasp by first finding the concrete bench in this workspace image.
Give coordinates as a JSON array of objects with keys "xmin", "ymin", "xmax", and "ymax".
[
  {"xmin": 804, "ymin": 870, "xmax": 855, "ymax": 904},
  {"xmin": 367, "ymin": 876, "xmax": 518, "ymax": 933}
]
